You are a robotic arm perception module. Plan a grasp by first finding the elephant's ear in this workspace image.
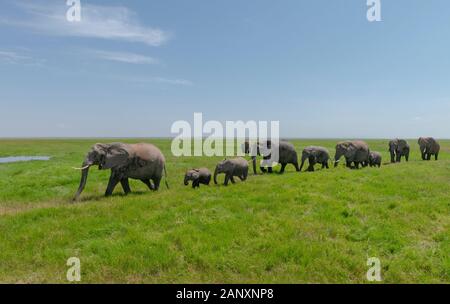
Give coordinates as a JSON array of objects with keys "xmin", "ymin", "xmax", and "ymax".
[
  {"xmin": 344, "ymin": 144, "xmax": 356, "ymax": 157},
  {"xmin": 192, "ymin": 171, "xmax": 200, "ymax": 179},
  {"xmin": 103, "ymin": 145, "xmax": 129, "ymax": 169}
]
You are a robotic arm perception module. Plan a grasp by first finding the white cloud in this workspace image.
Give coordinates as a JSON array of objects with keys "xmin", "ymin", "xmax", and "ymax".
[
  {"xmin": 0, "ymin": 50, "xmax": 30, "ymax": 63},
  {"xmin": 152, "ymin": 77, "xmax": 193, "ymax": 86},
  {"xmin": 2, "ymin": 1, "xmax": 170, "ymax": 46},
  {"xmin": 90, "ymin": 50, "xmax": 159, "ymax": 65},
  {"xmin": 0, "ymin": 50, "xmax": 44, "ymax": 66},
  {"xmin": 117, "ymin": 76, "xmax": 193, "ymax": 86}
]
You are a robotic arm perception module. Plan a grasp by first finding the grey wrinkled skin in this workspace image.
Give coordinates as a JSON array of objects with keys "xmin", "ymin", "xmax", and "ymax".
[
  {"xmin": 369, "ymin": 151, "xmax": 382, "ymax": 168},
  {"xmin": 242, "ymin": 140, "xmax": 300, "ymax": 174},
  {"xmin": 299, "ymin": 146, "xmax": 330, "ymax": 172},
  {"xmin": 73, "ymin": 143, "xmax": 168, "ymax": 200},
  {"xmin": 418, "ymin": 137, "xmax": 440, "ymax": 161},
  {"xmin": 389, "ymin": 139, "xmax": 410, "ymax": 163},
  {"xmin": 334, "ymin": 140, "xmax": 370, "ymax": 169},
  {"xmin": 184, "ymin": 168, "xmax": 211, "ymax": 188},
  {"xmin": 214, "ymin": 157, "xmax": 249, "ymax": 186}
]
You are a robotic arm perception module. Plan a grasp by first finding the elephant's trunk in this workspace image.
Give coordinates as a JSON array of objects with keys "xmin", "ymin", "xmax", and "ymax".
[
  {"xmin": 300, "ymin": 153, "xmax": 308, "ymax": 171},
  {"xmin": 73, "ymin": 162, "xmax": 91, "ymax": 201},
  {"xmin": 184, "ymin": 175, "xmax": 189, "ymax": 186},
  {"xmin": 213, "ymin": 166, "xmax": 219, "ymax": 184}
]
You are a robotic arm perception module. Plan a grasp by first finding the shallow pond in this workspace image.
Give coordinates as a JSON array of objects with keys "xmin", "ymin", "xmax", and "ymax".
[{"xmin": 0, "ymin": 156, "xmax": 51, "ymax": 164}]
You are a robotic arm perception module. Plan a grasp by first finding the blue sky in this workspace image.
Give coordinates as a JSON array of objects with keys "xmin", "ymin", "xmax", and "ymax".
[{"xmin": 0, "ymin": 0, "xmax": 449, "ymax": 138}]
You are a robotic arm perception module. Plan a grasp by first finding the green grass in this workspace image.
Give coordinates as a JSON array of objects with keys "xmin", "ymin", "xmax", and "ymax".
[{"xmin": 0, "ymin": 139, "xmax": 449, "ymax": 283}]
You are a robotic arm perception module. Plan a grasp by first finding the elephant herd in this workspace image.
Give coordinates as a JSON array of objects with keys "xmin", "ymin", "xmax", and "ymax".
[{"xmin": 73, "ymin": 137, "xmax": 441, "ymax": 199}]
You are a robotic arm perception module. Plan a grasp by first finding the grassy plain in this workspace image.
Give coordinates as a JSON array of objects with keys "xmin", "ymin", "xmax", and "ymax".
[{"xmin": 0, "ymin": 139, "xmax": 448, "ymax": 283}]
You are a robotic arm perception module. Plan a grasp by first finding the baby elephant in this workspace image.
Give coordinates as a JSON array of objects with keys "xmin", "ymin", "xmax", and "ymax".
[
  {"xmin": 184, "ymin": 168, "xmax": 211, "ymax": 188},
  {"xmin": 299, "ymin": 146, "xmax": 330, "ymax": 172},
  {"xmin": 369, "ymin": 151, "xmax": 382, "ymax": 167},
  {"xmin": 214, "ymin": 157, "xmax": 249, "ymax": 186}
]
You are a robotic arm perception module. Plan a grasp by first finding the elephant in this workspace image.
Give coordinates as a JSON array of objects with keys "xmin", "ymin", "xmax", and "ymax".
[
  {"xmin": 369, "ymin": 151, "xmax": 382, "ymax": 167},
  {"xmin": 388, "ymin": 139, "xmax": 410, "ymax": 163},
  {"xmin": 418, "ymin": 137, "xmax": 440, "ymax": 161},
  {"xmin": 213, "ymin": 157, "xmax": 248, "ymax": 186},
  {"xmin": 73, "ymin": 143, "xmax": 168, "ymax": 200},
  {"xmin": 184, "ymin": 168, "xmax": 211, "ymax": 188},
  {"xmin": 334, "ymin": 140, "xmax": 370, "ymax": 169},
  {"xmin": 299, "ymin": 146, "xmax": 330, "ymax": 172},
  {"xmin": 243, "ymin": 140, "xmax": 300, "ymax": 174}
]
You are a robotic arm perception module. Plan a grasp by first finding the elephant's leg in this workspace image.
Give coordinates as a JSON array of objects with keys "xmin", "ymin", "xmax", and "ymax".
[
  {"xmin": 268, "ymin": 167, "xmax": 273, "ymax": 173},
  {"xmin": 153, "ymin": 176, "xmax": 161, "ymax": 190},
  {"xmin": 435, "ymin": 153, "xmax": 439, "ymax": 161},
  {"xmin": 192, "ymin": 179, "xmax": 200, "ymax": 188},
  {"xmin": 229, "ymin": 175, "xmax": 236, "ymax": 184},
  {"xmin": 299, "ymin": 158, "xmax": 306, "ymax": 171},
  {"xmin": 307, "ymin": 156, "xmax": 315, "ymax": 172},
  {"xmin": 105, "ymin": 172, "xmax": 121, "ymax": 196},
  {"xmin": 293, "ymin": 161, "xmax": 300, "ymax": 172},
  {"xmin": 279, "ymin": 163, "xmax": 287, "ymax": 174},
  {"xmin": 252, "ymin": 156, "xmax": 257, "ymax": 175},
  {"xmin": 346, "ymin": 160, "xmax": 352, "ymax": 168},
  {"xmin": 239, "ymin": 172, "xmax": 247, "ymax": 181},
  {"xmin": 120, "ymin": 178, "xmax": 131, "ymax": 195},
  {"xmin": 426, "ymin": 153, "xmax": 431, "ymax": 160},
  {"xmin": 141, "ymin": 179, "xmax": 155, "ymax": 191},
  {"xmin": 354, "ymin": 162, "xmax": 360, "ymax": 169},
  {"xmin": 421, "ymin": 152, "xmax": 426, "ymax": 160},
  {"xmin": 224, "ymin": 174, "xmax": 230, "ymax": 186},
  {"xmin": 260, "ymin": 166, "xmax": 267, "ymax": 173}
]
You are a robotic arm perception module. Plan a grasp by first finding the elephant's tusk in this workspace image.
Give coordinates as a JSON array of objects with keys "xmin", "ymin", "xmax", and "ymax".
[{"xmin": 72, "ymin": 165, "xmax": 90, "ymax": 170}]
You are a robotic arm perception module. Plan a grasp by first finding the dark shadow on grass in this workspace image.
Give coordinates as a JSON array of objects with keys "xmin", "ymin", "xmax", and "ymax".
[{"xmin": 70, "ymin": 190, "xmax": 155, "ymax": 203}]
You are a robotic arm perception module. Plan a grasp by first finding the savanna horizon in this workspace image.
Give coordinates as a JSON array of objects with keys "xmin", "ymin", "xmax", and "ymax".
[{"xmin": 0, "ymin": 138, "xmax": 448, "ymax": 283}]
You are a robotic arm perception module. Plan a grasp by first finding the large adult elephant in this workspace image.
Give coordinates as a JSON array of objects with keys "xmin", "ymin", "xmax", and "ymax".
[
  {"xmin": 418, "ymin": 137, "xmax": 440, "ymax": 160},
  {"xmin": 243, "ymin": 140, "xmax": 300, "ymax": 174},
  {"xmin": 334, "ymin": 140, "xmax": 370, "ymax": 169},
  {"xmin": 388, "ymin": 139, "xmax": 410, "ymax": 163},
  {"xmin": 299, "ymin": 146, "xmax": 330, "ymax": 172},
  {"xmin": 73, "ymin": 143, "xmax": 168, "ymax": 200}
]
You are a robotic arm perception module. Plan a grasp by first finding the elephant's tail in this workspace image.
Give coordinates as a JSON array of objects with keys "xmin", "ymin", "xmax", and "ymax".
[{"xmin": 163, "ymin": 165, "xmax": 169, "ymax": 189}]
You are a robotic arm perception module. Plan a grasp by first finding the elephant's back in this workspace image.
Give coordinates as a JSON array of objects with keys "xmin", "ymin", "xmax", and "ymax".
[
  {"xmin": 304, "ymin": 146, "xmax": 329, "ymax": 155},
  {"xmin": 278, "ymin": 141, "xmax": 298, "ymax": 161},
  {"xmin": 398, "ymin": 139, "xmax": 409, "ymax": 147},
  {"xmin": 198, "ymin": 167, "xmax": 212, "ymax": 176},
  {"xmin": 233, "ymin": 157, "xmax": 249, "ymax": 168},
  {"xmin": 352, "ymin": 140, "xmax": 369, "ymax": 150},
  {"xmin": 131, "ymin": 143, "xmax": 165, "ymax": 163}
]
